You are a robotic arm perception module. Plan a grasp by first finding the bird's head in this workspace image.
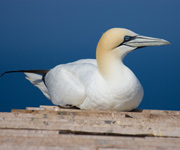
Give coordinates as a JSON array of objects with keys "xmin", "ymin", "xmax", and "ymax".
[
  {"xmin": 96, "ymin": 28, "xmax": 170, "ymax": 60},
  {"xmin": 96, "ymin": 28, "xmax": 170, "ymax": 80}
]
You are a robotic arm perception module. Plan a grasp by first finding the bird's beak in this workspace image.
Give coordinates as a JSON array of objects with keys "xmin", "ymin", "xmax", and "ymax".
[{"xmin": 125, "ymin": 35, "xmax": 170, "ymax": 48}]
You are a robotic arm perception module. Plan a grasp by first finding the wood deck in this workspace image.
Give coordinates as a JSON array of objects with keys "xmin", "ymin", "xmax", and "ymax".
[{"xmin": 0, "ymin": 105, "xmax": 180, "ymax": 150}]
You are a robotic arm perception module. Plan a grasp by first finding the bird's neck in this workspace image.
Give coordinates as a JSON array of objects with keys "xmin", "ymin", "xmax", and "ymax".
[{"xmin": 96, "ymin": 48, "xmax": 125, "ymax": 82}]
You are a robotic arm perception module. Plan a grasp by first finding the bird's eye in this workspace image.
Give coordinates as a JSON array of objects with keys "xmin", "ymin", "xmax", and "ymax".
[
  {"xmin": 124, "ymin": 36, "xmax": 131, "ymax": 42},
  {"xmin": 117, "ymin": 36, "xmax": 136, "ymax": 47}
]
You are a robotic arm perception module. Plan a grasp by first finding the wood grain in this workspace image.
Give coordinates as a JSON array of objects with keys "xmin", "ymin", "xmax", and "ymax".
[{"xmin": 0, "ymin": 106, "xmax": 180, "ymax": 149}]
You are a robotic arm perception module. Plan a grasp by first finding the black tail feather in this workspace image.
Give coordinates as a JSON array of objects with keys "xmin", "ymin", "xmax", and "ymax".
[{"xmin": 0, "ymin": 70, "xmax": 49, "ymax": 77}]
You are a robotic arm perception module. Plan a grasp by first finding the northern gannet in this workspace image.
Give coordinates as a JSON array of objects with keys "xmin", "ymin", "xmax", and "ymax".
[{"xmin": 1, "ymin": 28, "xmax": 170, "ymax": 111}]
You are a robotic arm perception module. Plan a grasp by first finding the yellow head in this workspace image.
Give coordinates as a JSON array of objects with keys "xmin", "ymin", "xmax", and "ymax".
[{"xmin": 96, "ymin": 28, "xmax": 170, "ymax": 80}]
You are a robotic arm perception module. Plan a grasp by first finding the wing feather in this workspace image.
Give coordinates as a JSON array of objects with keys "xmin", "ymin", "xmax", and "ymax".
[{"xmin": 45, "ymin": 68, "xmax": 86, "ymax": 107}]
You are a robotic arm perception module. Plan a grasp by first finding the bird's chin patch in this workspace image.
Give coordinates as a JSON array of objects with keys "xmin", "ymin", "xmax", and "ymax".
[{"xmin": 136, "ymin": 46, "xmax": 147, "ymax": 50}]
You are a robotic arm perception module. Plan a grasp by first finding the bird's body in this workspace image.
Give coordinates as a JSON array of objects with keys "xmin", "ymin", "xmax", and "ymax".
[
  {"xmin": 39, "ymin": 58, "xmax": 143, "ymax": 111},
  {"xmin": 1, "ymin": 28, "xmax": 169, "ymax": 111}
]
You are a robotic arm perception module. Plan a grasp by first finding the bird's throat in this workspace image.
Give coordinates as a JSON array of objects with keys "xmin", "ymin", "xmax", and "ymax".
[{"xmin": 96, "ymin": 51, "xmax": 125, "ymax": 82}]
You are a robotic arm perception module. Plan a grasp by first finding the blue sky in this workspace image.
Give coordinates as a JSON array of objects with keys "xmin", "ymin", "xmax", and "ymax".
[{"xmin": 0, "ymin": 0, "xmax": 180, "ymax": 112}]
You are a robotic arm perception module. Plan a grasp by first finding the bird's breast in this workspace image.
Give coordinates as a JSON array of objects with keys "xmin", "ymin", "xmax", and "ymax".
[{"xmin": 80, "ymin": 67, "xmax": 144, "ymax": 111}]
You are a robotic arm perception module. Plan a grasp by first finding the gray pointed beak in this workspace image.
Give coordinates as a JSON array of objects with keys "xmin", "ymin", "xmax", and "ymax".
[{"xmin": 125, "ymin": 35, "xmax": 170, "ymax": 48}]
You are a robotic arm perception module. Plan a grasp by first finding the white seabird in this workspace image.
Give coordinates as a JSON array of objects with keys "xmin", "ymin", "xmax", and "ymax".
[{"xmin": 1, "ymin": 28, "xmax": 170, "ymax": 111}]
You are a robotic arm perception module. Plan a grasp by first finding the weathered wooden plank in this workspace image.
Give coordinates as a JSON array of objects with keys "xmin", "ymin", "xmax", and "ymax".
[
  {"xmin": 39, "ymin": 105, "xmax": 180, "ymax": 115},
  {"xmin": 1, "ymin": 106, "xmax": 180, "ymax": 150},
  {"xmin": 0, "ymin": 129, "xmax": 59, "ymax": 137},
  {"xmin": 11, "ymin": 108, "xmax": 180, "ymax": 120},
  {"xmin": 0, "ymin": 109, "xmax": 180, "ymax": 137},
  {"xmin": 0, "ymin": 129, "xmax": 180, "ymax": 150},
  {"xmin": 1, "ymin": 113, "xmax": 180, "ymax": 131},
  {"xmin": 14, "ymin": 106, "xmax": 180, "ymax": 118},
  {"xmin": 9, "ymin": 108, "xmax": 180, "ymax": 130}
]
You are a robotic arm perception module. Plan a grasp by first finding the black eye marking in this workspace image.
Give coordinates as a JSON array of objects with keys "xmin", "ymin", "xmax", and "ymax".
[
  {"xmin": 124, "ymin": 36, "xmax": 136, "ymax": 42},
  {"xmin": 124, "ymin": 36, "xmax": 131, "ymax": 42},
  {"xmin": 117, "ymin": 36, "xmax": 136, "ymax": 47}
]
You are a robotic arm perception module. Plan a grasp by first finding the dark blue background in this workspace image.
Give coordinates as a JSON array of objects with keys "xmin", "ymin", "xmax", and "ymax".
[{"xmin": 0, "ymin": 0, "xmax": 180, "ymax": 112}]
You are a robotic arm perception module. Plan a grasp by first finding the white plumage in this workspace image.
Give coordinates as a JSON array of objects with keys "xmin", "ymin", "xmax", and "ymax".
[{"xmin": 14, "ymin": 28, "xmax": 170, "ymax": 111}]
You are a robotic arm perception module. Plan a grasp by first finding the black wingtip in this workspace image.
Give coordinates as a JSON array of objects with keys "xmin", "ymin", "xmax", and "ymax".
[
  {"xmin": 0, "ymin": 70, "xmax": 49, "ymax": 78},
  {"xmin": 0, "ymin": 72, "xmax": 7, "ymax": 77},
  {"xmin": 0, "ymin": 71, "xmax": 16, "ymax": 77}
]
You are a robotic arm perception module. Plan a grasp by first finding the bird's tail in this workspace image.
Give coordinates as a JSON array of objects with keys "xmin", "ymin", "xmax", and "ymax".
[{"xmin": 0, "ymin": 70, "xmax": 51, "ymax": 100}]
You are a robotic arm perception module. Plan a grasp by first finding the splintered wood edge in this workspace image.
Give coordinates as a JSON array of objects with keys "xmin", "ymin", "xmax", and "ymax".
[{"xmin": 26, "ymin": 107, "xmax": 45, "ymax": 111}]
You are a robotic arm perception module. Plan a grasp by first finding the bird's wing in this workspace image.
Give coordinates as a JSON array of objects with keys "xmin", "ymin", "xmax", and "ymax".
[
  {"xmin": 44, "ymin": 60, "xmax": 98, "ymax": 107},
  {"xmin": 72, "ymin": 59, "xmax": 97, "ymax": 66},
  {"xmin": 45, "ymin": 67, "xmax": 86, "ymax": 107}
]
